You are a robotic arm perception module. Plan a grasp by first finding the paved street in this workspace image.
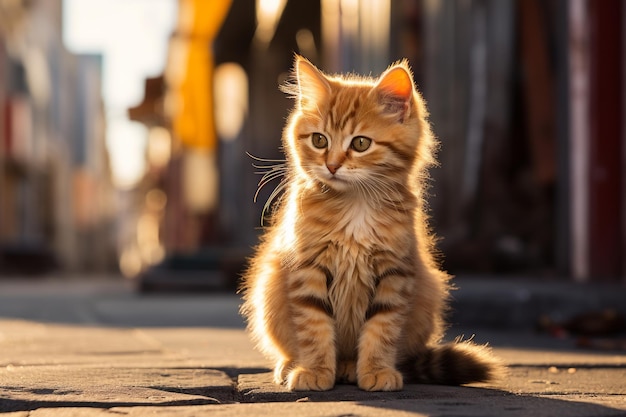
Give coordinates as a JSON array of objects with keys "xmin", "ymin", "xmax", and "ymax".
[{"xmin": 0, "ymin": 277, "xmax": 625, "ymax": 416}]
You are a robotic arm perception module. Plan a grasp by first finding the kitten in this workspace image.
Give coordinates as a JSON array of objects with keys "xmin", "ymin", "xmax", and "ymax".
[{"xmin": 240, "ymin": 56, "xmax": 504, "ymax": 392}]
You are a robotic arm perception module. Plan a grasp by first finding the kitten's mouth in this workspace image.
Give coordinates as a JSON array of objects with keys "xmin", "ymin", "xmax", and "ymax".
[
  {"xmin": 323, "ymin": 172, "xmax": 349, "ymax": 184},
  {"xmin": 328, "ymin": 175, "xmax": 346, "ymax": 182},
  {"xmin": 312, "ymin": 168, "xmax": 350, "ymax": 190},
  {"xmin": 320, "ymin": 174, "xmax": 352, "ymax": 191}
]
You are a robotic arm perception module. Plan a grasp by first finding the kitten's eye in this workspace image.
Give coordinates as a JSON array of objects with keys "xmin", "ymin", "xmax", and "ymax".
[
  {"xmin": 351, "ymin": 136, "xmax": 372, "ymax": 152},
  {"xmin": 311, "ymin": 133, "xmax": 328, "ymax": 149}
]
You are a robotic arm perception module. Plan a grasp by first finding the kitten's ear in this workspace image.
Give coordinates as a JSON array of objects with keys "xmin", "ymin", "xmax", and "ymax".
[
  {"xmin": 373, "ymin": 62, "xmax": 414, "ymax": 122},
  {"xmin": 295, "ymin": 56, "xmax": 331, "ymax": 109}
]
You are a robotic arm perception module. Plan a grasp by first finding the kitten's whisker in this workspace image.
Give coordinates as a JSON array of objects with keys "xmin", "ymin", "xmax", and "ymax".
[
  {"xmin": 261, "ymin": 180, "xmax": 287, "ymax": 225},
  {"xmin": 251, "ymin": 157, "xmax": 288, "ymax": 207},
  {"xmin": 366, "ymin": 174, "xmax": 409, "ymax": 214},
  {"xmin": 356, "ymin": 177, "xmax": 380, "ymax": 209},
  {"xmin": 382, "ymin": 182, "xmax": 408, "ymax": 212},
  {"xmin": 247, "ymin": 152, "xmax": 287, "ymax": 163},
  {"xmin": 255, "ymin": 169, "xmax": 283, "ymax": 186},
  {"xmin": 254, "ymin": 176, "xmax": 282, "ymax": 203},
  {"xmin": 254, "ymin": 170, "xmax": 287, "ymax": 183},
  {"xmin": 252, "ymin": 162, "xmax": 287, "ymax": 171},
  {"xmin": 257, "ymin": 169, "xmax": 287, "ymax": 186},
  {"xmin": 355, "ymin": 175, "xmax": 385, "ymax": 211},
  {"xmin": 255, "ymin": 178, "xmax": 281, "ymax": 200}
]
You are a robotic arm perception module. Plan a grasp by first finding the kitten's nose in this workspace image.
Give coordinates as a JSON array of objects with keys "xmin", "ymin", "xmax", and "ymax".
[{"xmin": 326, "ymin": 163, "xmax": 341, "ymax": 175}]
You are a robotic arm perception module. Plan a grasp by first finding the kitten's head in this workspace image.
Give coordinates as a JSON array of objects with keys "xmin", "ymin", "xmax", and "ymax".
[{"xmin": 283, "ymin": 56, "xmax": 436, "ymax": 195}]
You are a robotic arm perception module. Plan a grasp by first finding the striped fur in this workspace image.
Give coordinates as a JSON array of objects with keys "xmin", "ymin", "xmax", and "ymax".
[{"xmin": 240, "ymin": 56, "xmax": 504, "ymax": 392}]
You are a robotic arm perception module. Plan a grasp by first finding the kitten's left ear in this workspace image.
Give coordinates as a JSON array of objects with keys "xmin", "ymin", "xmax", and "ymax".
[
  {"xmin": 373, "ymin": 62, "xmax": 414, "ymax": 123},
  {"xmin": 295, "ymin": 56, "xmax": 331, "ymax": 109}
]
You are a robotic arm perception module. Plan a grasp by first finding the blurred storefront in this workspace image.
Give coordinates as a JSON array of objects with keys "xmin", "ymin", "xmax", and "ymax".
[{"xmin": 0, "ymin": 0, "xmax": 116, "ymax": 275}]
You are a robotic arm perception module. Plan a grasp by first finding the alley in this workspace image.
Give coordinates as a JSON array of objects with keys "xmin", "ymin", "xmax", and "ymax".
[{"xmin": 0, "ymin": 278, "xmax": 624, "ymax": 416}]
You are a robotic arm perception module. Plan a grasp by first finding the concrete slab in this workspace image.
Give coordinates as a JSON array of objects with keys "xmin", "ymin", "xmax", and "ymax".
[
  {"xmin": 17, "ymin": 397, "xmax": 626, "ymax": 417},
  {"xmin": 0, "ymin": 366, "xmax": 234, "ymax": 412}
]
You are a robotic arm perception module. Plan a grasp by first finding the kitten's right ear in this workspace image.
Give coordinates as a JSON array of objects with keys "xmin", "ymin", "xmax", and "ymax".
[
  {"xmin": 373, "ymin": 62, "xmax": 414, "ymax": 123},
  {"xmin": 295, "ymin": 56, "xmax": 331, "ymax": 109}
]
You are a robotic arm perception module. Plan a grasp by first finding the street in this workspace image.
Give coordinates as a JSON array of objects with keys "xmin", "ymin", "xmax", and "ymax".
[{"xmin": 0, "ymin": 277, "xmax": 625, "ymax": 416}]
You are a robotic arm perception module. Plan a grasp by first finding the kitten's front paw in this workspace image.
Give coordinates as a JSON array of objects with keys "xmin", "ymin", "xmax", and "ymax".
[
  {"xmin": 358, "ymin": 367, "xmax": 403, "ymax": 391},
  {"xmin": 286, "ymin": 367, "xmax": 335, "ymax": 391}
]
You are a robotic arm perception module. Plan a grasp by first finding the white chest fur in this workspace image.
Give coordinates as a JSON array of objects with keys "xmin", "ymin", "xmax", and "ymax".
[{"xmin": 336, "ymin": 200, "xmax": 378, "ymax": 243}]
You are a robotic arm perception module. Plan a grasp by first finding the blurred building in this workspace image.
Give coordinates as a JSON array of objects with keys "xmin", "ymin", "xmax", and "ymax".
[
  {"xmin": 127, "ymin": 0, "xmax": 624, "ymax": 284},
  {"xmin": 408, "ymin": 0, "xmax": 625, "ymax": 283},
  {"xmin": 0, "ymin": 0, "xmax": 116, "ymax": 275}
]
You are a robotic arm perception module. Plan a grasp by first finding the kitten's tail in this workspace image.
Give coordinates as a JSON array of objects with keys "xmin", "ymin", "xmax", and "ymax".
[{"xmin": 403, "ymin": 338, "xmax": 506, "ymax": 385}]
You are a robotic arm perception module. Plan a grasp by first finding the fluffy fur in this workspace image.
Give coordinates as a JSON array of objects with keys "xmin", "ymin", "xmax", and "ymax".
[{"xmin": 240, "ymin": 56, "xmax": 504, "ymax": 392}]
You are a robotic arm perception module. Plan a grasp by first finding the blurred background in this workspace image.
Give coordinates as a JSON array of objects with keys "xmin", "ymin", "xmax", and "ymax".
[{"xmin": 0, "ymin": 0, "xmax": 624, "ymax": 289}]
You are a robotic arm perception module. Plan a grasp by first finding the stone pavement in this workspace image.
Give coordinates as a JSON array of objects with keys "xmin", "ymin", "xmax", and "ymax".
[{"xmin": 0, "ymin": 278, "xmax": 625, "ymax": 416}]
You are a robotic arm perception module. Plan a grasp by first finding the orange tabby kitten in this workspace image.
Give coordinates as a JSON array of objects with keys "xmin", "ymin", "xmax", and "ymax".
[{"xmin": 241, "ymin": 56, "xmax": 503, "ymax": 392}]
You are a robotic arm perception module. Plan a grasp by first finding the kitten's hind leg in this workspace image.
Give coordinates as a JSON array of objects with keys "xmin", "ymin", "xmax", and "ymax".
[{"xmin": 337, "ymin": 360, "xmax": 357, "ymax": 383}]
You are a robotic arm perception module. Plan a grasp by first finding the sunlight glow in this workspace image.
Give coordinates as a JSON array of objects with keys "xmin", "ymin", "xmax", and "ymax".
[
  {"xmin": 254, "ymin": 0, "xmax": 287, "ymax": 47},
  {"xmin": 147, "ymin": 126, "xmax": 172, "ymax": 169},
  {"xmin": 214, "ymin": 63, "xmax": 248, "ymax": 141},
  {"xmin": 63, "ymin": 0, "xmax": 177, "ymax": 189}
]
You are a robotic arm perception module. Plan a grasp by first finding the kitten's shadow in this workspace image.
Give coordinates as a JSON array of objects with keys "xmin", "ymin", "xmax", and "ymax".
[
  {"xmin": 238, "ymin": 371, "xmax": 502, "ymax": 403},
  {"xmin": 237, "ymin": 371, "xmax": 623, "ymax": 416}
]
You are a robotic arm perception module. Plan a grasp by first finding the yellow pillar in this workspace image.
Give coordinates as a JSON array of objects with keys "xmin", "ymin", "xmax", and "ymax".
[{"xmin": 168, "ymin": 0, "xmax": 232, "ymax": 150}]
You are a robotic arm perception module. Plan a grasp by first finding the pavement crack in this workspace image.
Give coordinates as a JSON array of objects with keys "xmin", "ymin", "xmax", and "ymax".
[
  {"xmin": 202, "ymin": 367, "xmax": 272, "ymax": 403},
  {"xmin": 235, "ymin": 374, "xmax": 245, "ymax": 403}
]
